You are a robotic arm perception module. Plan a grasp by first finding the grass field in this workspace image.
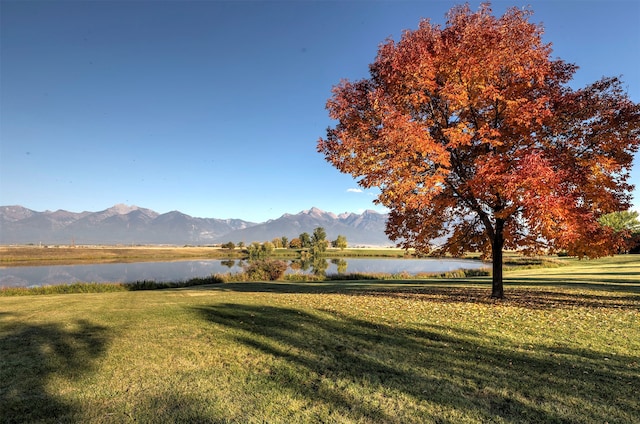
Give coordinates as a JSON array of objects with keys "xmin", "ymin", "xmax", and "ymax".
[{"xmin": 1, "ymin": 255, "xmax": 638, "ymax": 423}]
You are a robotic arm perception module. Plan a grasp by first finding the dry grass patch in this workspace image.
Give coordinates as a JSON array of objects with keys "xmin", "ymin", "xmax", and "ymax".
[{"xmin": 0, "ymin": 245, "xmax": 240, "ymax": 266}]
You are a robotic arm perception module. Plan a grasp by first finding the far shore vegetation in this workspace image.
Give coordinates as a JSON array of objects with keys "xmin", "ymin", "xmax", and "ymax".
[{"xmin": 0, "ymin": 229, "xmax": 410, "ymax": 267}]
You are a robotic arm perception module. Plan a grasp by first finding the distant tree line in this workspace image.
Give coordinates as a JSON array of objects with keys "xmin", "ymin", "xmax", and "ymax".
[{"xmin": 221, "ymin": 227, "xmax": 348, "ymax": 259}]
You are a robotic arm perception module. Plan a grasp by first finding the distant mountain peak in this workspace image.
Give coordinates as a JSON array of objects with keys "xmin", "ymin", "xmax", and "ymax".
[
  {"xmin": 216, "ymin": 207, "xmax": 391, "ymax": 246},
  {"xmin": 109, "ymin": 204, "xmax": 139, "ymax": 214},
  {"xmin": 302, "ymin": 207, "xmax": 338, "ymax": 219},
  {"xmin": 0, "ymin": 205, "xmax": 36, "ymax": 222},
  {"xmin": 0, "ymin": 204, "xmax": 391, "ymax": 246},
  {"xmin": 303, "ymin": 207, "xmax": 324, "ymax": 214}
]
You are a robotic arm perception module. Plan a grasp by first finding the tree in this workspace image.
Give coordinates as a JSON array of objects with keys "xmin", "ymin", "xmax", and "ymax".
[
  {"xmin": 311, "ymin": 227, "xmax": 328, "ymax": 254},
  {"xmin": 281, "ymin": 236, "xmax": 289, "ymax": 249},
  {"xmin": 332, "ymin": 235, "xmax": 348, "ymax": 250},
  {"xmin": 221, "ymin": 241, "xmax": 235, "ymax": 250},
  {"xmin": 289, "ymin": 238, "xmax": 302, "ymax": 249},
  {"xmin": 299, "ymin": 232, "xmax": 312, "ymax": 249},
  {"xmin": 262, "ymin": 241, "xmax": 275, "ymax": 256},
  {"xmin": 247, "ymin": 242, "xmax": 263, "ymax": 259},
  {"xmin": 246, "ymin": 241, "xmax": 275, "ymax": 259},
  {"xmin": 318, "ymin": 3, "xmax": 640, "ymax": 298},
  {"xmin": 599, "ymin": 210, "xmax": 640, "ymax": 253},
  {"xmin": 598, "ymin": 210, "xmax": 640, "ymax": 233}
]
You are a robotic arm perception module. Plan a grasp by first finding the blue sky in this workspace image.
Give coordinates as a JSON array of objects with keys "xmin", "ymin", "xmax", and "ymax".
[{"xmin": 1, "ymin": 0, "xmax": 639, "ymax": 222}]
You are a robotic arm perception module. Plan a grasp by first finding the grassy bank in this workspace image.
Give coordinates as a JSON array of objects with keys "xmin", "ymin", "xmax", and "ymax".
[
  {"xmin": 320, "ymin": 248, "xmax": 411, "ymax": 257},
  {"xmin": 0, "ymin": 245, "xmax": 249, "ymax": 266},
  {"xmin": 1, "ymin": 256, "xmax": 639, "ymax": 423}
]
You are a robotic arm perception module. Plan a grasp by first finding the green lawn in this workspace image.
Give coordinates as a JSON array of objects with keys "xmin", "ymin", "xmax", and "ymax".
[{"xmin": 1, "ymin": 256, "xmax": 638, "ymax": 423}]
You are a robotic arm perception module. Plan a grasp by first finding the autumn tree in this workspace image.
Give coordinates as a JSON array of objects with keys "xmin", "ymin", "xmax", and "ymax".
[
  {"xmin": 318, "ymin": 3, "xmax": 640, "ymax": 298},
  {"xmin": 289, "ymin": 238, "xmax": 302, "ymax": 249}
]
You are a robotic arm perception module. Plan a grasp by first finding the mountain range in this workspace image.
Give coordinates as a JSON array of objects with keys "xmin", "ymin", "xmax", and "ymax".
[{"xmin": 0, "ymin": 204, "xmax": 393, "ymax": 246}]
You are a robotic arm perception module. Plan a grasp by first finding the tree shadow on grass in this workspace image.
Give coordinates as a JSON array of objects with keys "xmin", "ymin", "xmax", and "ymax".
[
  {"xmin": 202, "ymin": 281, "xmax": 640, "ymax": 310},
  {"xmin": 504, "ymin": 274, "xmax": 640, "ymax": 290},
  {"xmin": 194, "ymin": 303, "xmax": 639, "ymax": 423},
  {"xmin": 361, "ymin": 286, "xmax": 640, "ymax": 310},
  {"xmin": 0, "ymin": 316, "xmax": 109, "ymax": 423}
]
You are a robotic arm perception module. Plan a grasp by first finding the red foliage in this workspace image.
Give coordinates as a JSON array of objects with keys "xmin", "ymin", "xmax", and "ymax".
[{"xmin": 318, "ymin": 4, "xmax": 640, "ymax": 296}]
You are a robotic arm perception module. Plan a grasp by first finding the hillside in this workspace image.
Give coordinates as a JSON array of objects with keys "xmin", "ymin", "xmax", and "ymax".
[{"xmin": 0, "ymin": 205, "xmax": 393, "ymax": 246}]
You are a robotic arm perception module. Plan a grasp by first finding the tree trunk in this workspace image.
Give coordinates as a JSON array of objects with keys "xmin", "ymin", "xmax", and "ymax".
[{"xmin": 491, "ymin": 219, "xmax": 505, "ymax": 299}]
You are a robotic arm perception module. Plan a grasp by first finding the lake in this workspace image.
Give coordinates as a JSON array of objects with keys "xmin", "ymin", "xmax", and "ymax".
[{"xmin": 0, "ymin": 258, "xmax": 488, "ymax": 288}]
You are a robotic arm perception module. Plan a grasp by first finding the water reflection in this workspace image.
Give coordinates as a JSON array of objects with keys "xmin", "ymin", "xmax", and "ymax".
[
  {"xmin": 290, "ymin": 257, "xmax": 329, "ymax": 276},
  {"xmin": 331, "ymin": 258, "xmax": 348, "ymax": 274},
  {"xmin": 220, "ymin": 259, "xmax": 236, "ymax": 269},
  {"xmin": 0, "ymin": 258, "xmax": 487, "ymax": 288}
]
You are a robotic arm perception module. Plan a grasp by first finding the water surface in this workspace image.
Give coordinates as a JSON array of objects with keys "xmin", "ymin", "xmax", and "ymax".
[{"xmin": 0, "ymin": 258, "xmax": 487, "ymax": 288}]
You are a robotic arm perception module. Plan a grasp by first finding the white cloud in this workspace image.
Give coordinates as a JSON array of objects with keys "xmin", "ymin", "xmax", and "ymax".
[{"xmin": 346, "ymin": 188, "xmax": 363, "ymax": 193}]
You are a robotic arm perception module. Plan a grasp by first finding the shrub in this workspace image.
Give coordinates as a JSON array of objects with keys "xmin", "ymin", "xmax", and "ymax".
[{"xmin": 244, "ymin": 259, "xmax": 288, "ymax": 281}]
